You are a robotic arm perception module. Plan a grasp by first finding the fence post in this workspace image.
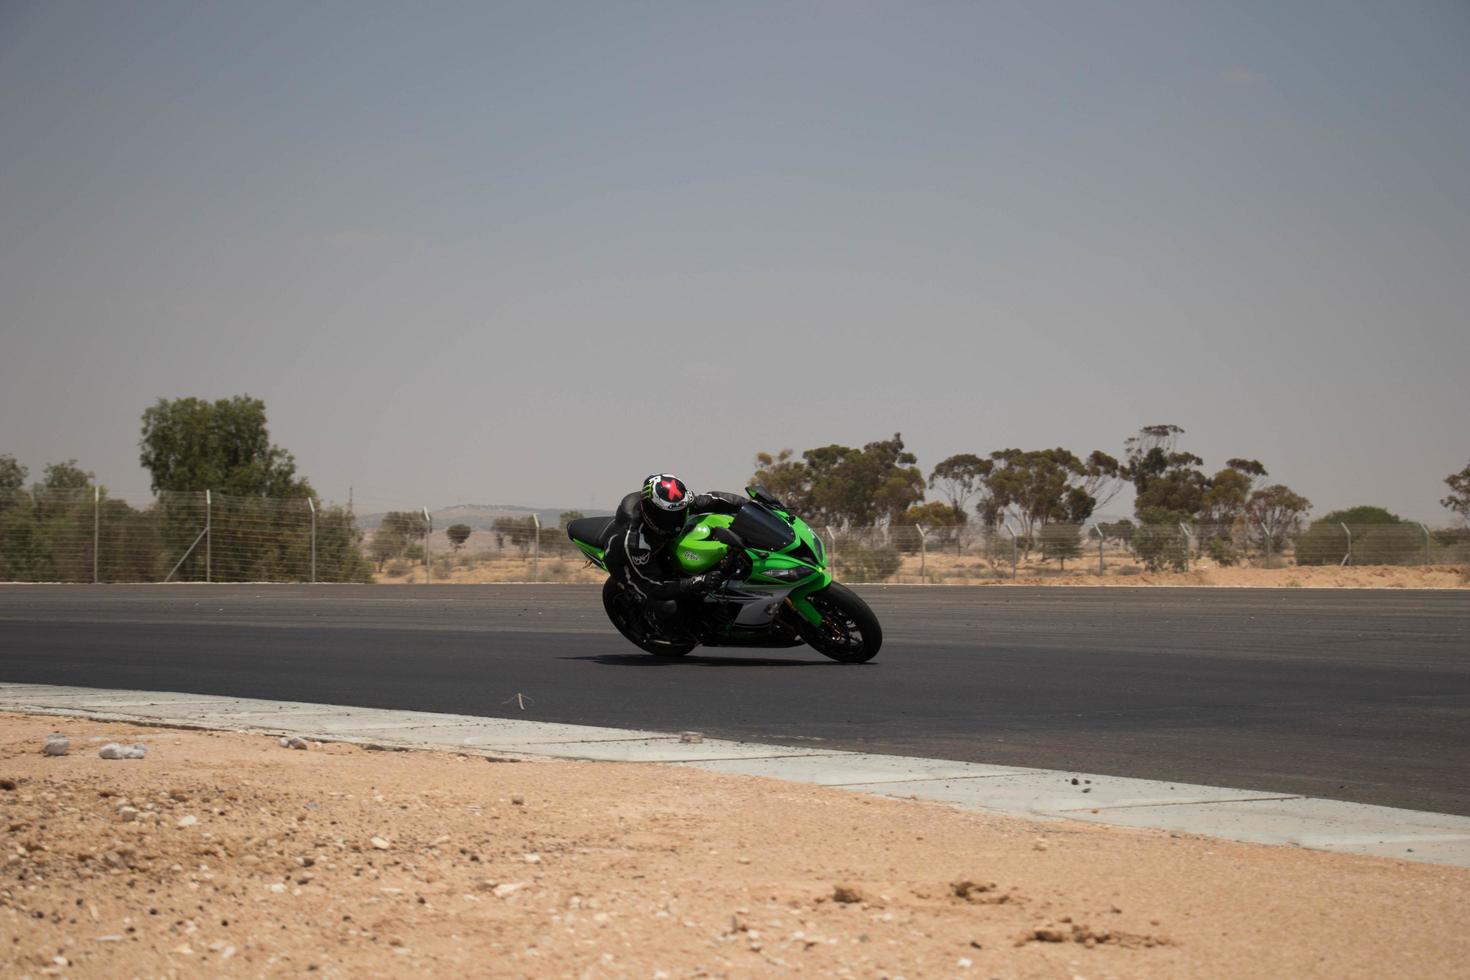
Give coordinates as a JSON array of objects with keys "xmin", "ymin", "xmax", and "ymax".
[
  {"xmin": 1419, "ymin": 523, "xmax": 1431, "ymax": 566},
  {"xmin": 93, "ymin": 486, "xmax": 100, "ymax": 584},
  {"xmin": 532, "ymin": 513, "xmax": 541, "ymax": 582},
  {"xmin": 1340, "ymin": 522, "xmax": 1352, "ymax": 567},
  {"xmin": 1004, "ymin": 525, "xmax": 1018, "ymax": 579},
  {"xmin": 826, "ymin": 526, "xmax": 837, "ymax": 575},
  {"xmin": 916, "ymin": 523, "xmax": 926, "ymax": 579},
  {"xmin": 1092, "ymin": 523, "xmax": 1104, "ymax": 576},
  {"xmin": 205, "ymin": 490, "xmax": 212, "ymax": 583},
  {"xmin": 1260, "ymin": 521, "xmax": 1271, "ymax": 566},
  {"xmin": 1178, "ymin": 522, "xmax": 1191, "ymax": 572},
  {"xmin": 307, "ymin": 498, "xmax": 317, "ymax": 584},
  {"xmin": 423, "ymin": 507, "xmax": 432, "ymax": 584}
]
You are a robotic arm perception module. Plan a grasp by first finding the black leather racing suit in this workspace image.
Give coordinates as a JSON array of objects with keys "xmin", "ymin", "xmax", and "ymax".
[{"xmin": 603, "ymin": 490, "xmax": 747, "ymax": 603}]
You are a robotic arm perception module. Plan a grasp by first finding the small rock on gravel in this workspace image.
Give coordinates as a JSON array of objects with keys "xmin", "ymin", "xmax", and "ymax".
[
  {"xmin": 176, "ymin": 815, "xmax": 198, "ymax": 828},
  {"xmin": 99, "ymin": 743, "xmax": 147, "ymax": 760},
  {"xmin": 370, "ymin": 836, "xmax": 391, "ymax": 850},
  {"xmin": 832, "ymin": 884, "xmax": 864, "ymax": 904},
  {"xmin": 43, "ymin": 734, "xmax": 70, "ymax": 756},
  {"xmin": 278, "ymin": 736, "xmax": 310, "ymax": 750},
  {"xmin": 951, "ymin": 880, "xmax": 996, "ymax": 900}
]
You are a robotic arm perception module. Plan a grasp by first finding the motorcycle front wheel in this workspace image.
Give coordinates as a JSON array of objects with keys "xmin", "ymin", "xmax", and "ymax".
[
  {"xmin": 601, "ymin": 578, "xmax": 696, "ymax": 657},
  {"xmin": 796, "ymin": 582, "xmax": 882, "ymax": 663}
]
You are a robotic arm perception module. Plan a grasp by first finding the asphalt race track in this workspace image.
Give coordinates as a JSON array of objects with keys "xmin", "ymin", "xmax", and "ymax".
[{"xmin": 2, "ymin": 585, "xmax": 1467, "ymax": 816}]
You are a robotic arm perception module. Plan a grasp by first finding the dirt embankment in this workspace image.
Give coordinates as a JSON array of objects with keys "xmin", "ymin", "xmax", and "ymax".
[{"xmin": 4, "ymin": 715, "xmax": 1468, "ymax": 978}]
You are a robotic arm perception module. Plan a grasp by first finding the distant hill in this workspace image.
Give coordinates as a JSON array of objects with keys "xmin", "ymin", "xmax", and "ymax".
[{"xmin": 355, "ymin": 504, "xmax": 612, "ymax": 532}]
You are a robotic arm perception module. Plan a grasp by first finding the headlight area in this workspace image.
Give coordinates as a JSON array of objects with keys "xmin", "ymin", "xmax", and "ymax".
[{"xmin": 757, "ymin": 563, "xmax": 816, "ymax": 583}]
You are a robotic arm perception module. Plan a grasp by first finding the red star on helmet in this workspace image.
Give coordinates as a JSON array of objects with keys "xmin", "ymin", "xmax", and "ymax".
[{"xmin": 660, "ymin": 478, "xmax": 685, "ymax": 502}]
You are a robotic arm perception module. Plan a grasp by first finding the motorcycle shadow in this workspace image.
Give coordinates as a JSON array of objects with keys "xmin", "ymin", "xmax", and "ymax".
[{"xmin": 566, "ymin": 653, "xmax": 844, "ymax": 668}]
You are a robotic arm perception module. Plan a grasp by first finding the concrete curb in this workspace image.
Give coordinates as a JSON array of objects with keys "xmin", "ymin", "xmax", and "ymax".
[{"xmin": 5, "ymin": 681, "xmax": 1468, "ymax": 869}]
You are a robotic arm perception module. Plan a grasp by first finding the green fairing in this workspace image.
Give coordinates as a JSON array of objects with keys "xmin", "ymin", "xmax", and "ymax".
[
  {"xmin": 572, "ymin": 540, "xmax": 605, "ymax": 567},
  {"xmin": 676, "ymin": 512, "xmax": 831, "ymax": 625},
  {"xmin": 671, "ymin": 515, "xmax": 735, "ymax": 573}
]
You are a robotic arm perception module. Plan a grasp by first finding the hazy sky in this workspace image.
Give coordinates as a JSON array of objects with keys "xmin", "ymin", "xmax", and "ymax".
[{"xmin": 2, "ymin": 1, "xmax": 1467, "ymax": 520}]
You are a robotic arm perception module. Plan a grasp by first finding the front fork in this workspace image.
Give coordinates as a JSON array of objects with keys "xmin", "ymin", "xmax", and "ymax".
[{"xmin": 784, "ymin": 572, "xmax": 834, "ymax": 627}]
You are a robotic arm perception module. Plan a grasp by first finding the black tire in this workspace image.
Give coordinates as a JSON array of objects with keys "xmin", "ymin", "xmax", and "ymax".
[
  {"xmin": 797, "ymin": 582, "xmax": 883, "ymax": 663},
  {"xmin": 601, "ymin": 578, "xmax": 696, "ymax": 657}
]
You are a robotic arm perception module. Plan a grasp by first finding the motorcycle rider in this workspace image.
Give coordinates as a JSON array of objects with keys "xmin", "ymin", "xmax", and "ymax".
[{"xmin": 603, "ymin": 474, "xmax": 746, "ymax": 635}]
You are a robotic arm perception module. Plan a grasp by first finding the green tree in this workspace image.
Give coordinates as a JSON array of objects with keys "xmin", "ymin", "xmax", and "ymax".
[
  {"xmin": 927, "ymin": 453, "xmax": 989, "ymax": 554},
  {"xmin": 832, "ymin": 535, "xmax": 902, "ymax": 583},
  {"xmin": 1124, "ymin": 424, "xmax": 1207, "ymax": 519},
  {"xmin": 1443, "ymin": 462, "xmax": 1470, "ymax": 523},
  {"xmin": 1295, "ymin": 506, "xmax": 1411, "ymax": 566},
  {"xmin": 446, "ymin": 523, "xmax": 472, "ymax": 551},
  {"xmin": 902, "ymin": 501, "xmax": 963, "ymax": 527},
  {"xmin": 1198, "ymin": 459, "xmax": 1266, "ymax": 527},
  {"xmin": 139, "ymin": 395, "xmax": 311, "ymax": 497},
  {"xmin": 313, "ymin": 505, "xmax": 372, "ymax": 583},
  {"xmin": 371, "ymin": 511, "xmax": 425, "ymax": 570},
  {"xmin": 1038, "ymin": 522, "xmax": 1082, "ymax": 571},
  {"xmin": 492, "ymin": 515, "xmax": 538, "ymax": 556},
  {"xmin": 0, "ymin": 456, "xmax": 38, "ymax": 577},
  {"xmin": 1133, "ymin": 510, "xmax": 1189, "ymax": 571},
  {"xmin": 1124, "ymin": 426, "xmax": 1279, "ymax": 530},
  {"xmin": 928, "ymin": 454, "xmax": 993, "ymax": 521},
  {"xmin": 26, "ymin": 460, "xmax": 97, "ymax": 579},
  {"xmin": 36, "ymin": 460, "xmax": 93, "ymax": 491},
  {"xmin": 1, "ymin": 454, "xmax": 30, "ymax": 500},
  {"xmin": 751, "ymin": 434, "xmax": 925, "ymax": 526},
  {"xmin": 896, "ymin": 501, "xmax": 964, "ymax": 554},
  {"xmin": 371, "ymin": 527, "xmax": 406, "ymax": 572},
  {"xmin": 750, "ymin": 449, "xmax": 812, "ymax": 514},
  {"xmin": 1098, "ymin": 519, "xmax": 1135, "ymax": 547},
  {"xmin": 1193, "ymin": 458, "xmax": 1268, "ymax": 562},
  {"xmin": 1246, "ymin": 484, "xmax": 1311, "ymax": 553},
  {"xmin": 137, "ymin": 399, "xmax": 375, "ymax": 582},
  {"xmin": 0, "ymin": 459, "xmax": 103, "ymax": 581},
  {"xmin": 981, "ymin": 448, "xmax": 1117, "ymax": 547}
]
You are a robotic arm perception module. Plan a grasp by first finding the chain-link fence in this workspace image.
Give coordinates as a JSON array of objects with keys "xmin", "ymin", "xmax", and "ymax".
[
  {"xmin": 817, "ymin": 519, "xmax": 1470, "ymax": 582},
  {"xmin": 0, "ymin": 488, "xmax": 370, "ymax": 583},
  {"xmin": 1, "ymin": 486, "xmax": 1466, "ymax": 584},
  {"xmin": 368, "ymin": 513, "xmax": 600, "ymax": 585}
]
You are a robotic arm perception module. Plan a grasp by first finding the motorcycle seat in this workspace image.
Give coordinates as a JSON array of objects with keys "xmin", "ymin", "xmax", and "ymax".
[{"xmin": 567, "ymin": 516, "xmax": 616, "ymax": 547}]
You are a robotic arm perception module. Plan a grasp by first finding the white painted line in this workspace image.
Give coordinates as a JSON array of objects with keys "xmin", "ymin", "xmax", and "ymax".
[{"xmin": 4, "ymin": 681, "xmax": 1468, "ymax": 869}]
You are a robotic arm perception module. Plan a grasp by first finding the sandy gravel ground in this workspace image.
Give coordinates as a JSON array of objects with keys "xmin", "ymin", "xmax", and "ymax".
[{"xmin": 4, "ymin": 714, "xmax": 1468, "ymax": 979}]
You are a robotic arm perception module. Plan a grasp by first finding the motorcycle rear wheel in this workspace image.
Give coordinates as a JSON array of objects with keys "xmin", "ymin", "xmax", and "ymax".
[
  {"xmin": 601, "ymin": 578, "xmax": 696, "ymax": 657},
  {"xmin": 797, "ymin": 582, "xmax": 882, "ymax": 663}
]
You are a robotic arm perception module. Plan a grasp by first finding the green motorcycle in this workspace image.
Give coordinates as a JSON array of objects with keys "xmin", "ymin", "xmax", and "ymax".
[{"xmin": 566, "ymin": 486, "xmax": 882, "ymax": 663}]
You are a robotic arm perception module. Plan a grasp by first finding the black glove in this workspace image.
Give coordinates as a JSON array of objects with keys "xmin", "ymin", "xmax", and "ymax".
[{"xmin": 682, "ymin": 568, "xmax": 726, "ymax": 595}]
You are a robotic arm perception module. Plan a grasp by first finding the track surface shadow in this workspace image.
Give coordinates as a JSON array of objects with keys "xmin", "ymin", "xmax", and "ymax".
[{"xmin": 565, "ymin": 653, "xmax": 848, "ymax": 668}]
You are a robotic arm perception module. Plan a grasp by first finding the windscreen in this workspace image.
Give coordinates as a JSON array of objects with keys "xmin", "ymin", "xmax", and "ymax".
[{"xmin": 730, "ymin": 503, "xmax": 796, "ymax": 551}]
